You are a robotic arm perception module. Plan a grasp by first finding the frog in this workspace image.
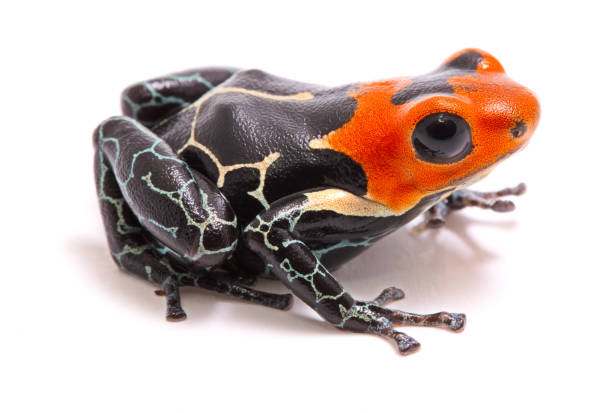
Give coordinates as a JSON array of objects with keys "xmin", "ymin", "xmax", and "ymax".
[{"xmin": 94, "ymin": 49, "xmax": 539, "ymax": 354}]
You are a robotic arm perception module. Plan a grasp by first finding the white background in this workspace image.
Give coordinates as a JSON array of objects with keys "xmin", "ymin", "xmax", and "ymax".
[{"xmin": 2, "ymin": 1, "xmax": 611, "ymax": 412}]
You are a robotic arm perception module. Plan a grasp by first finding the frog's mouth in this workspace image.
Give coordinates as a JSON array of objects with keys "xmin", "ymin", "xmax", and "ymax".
[
  {"xmin": 454, "ymin": 166, "xmax": 494, "ymax": 190},
  {"xmin": 415, "ymin": 188, "xmax": 456, "ymax": 213},
  {"xmin": 444, "ymin": 146, "xmax": 521, "ymax": 192}
]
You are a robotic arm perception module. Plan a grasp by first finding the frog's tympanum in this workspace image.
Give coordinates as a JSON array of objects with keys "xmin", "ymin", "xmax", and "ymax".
[{"xmin": 94, "ymin": 49, "xmax": 539, "ymax": 354}]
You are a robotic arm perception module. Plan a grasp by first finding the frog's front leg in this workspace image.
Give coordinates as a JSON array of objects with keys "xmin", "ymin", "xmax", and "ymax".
[
  {"xmin": 121, "ymin": 67, "xmax": 237, "ymax": 127},
  {"xmin": 243, "ymin": 189, "xmax": 465, "ymax": 355},
  {"xmin": 422, "ymin": 183, "xmax": 527, "ymax": 229}
]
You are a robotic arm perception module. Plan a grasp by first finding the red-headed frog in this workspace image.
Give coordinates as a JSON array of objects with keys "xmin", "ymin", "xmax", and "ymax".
[{"xmin": 94, "ymin": 48, "xmax": 539, "ymax": 354}]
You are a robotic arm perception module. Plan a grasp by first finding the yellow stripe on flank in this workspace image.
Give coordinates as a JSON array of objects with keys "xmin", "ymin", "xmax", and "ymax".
[
  {"xmin": 304, "ymin": 189, "xmax": 400, "ymax": 217},
  {"xmin": 308, "ymin": 136, "xmax": 333, "ymax": 150}
]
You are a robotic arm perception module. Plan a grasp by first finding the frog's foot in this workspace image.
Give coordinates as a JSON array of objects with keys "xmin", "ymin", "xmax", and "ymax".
[
  {"xmin": 344, "ymin": 290, "xmax": 466, "ymax": 355},
  {"xmin": 183, "ymin": 274, "xmax": 293, "ymax": 311},
  {"xmin": 156, "ymin": 274, "xmax": 292, "ymax": 321},
  {"xmin": 420, "ymin": 183, "xmax": 527, "ymax": 230},
  {"xmin": 370, "ymin": 306, "xmax": 466, "ymax": 355},
  {"xmin": 362, "ymin": 291, "xmax": 466, "ymax": 333},
  {"xmin": 160, "ymin": 277, "xmax": 187, "ymax": 322}
]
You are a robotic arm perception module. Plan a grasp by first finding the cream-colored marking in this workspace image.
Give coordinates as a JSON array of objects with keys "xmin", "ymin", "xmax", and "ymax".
[
  {"xmin": 155, "ymin": 87, "xmax": 314, "ymax": 131},
  {"xmin": 179, "ymin": 87, "xmax": 314, "ymax": 154},
  {"xmin": 175, "ymin": 87, "xmax": 311, "ymax": 208},
  {"xmin": 308, "ymin": 135, "xmax": 333, "ymax": 150},
  {"xmin": 305, "ymin": 189, "xmax": 400, "ymax": 217},
  {"xmin": 206, "ymin": 87, "xmax": 314, "ymax": 102},
  {"xmin": 243, "ymin": 152, "xmax": 280, "ymax": 209},
  {"xmin": 184, "ymin": 139, "xmax": 280, "ymax": 208}
]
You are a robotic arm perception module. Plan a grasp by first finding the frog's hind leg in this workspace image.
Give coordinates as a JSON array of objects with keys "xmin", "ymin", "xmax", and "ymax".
[
  {"xmin": 95, "ymin": 116, "xmax": 239, "ymax": 268},
  {"xmin": 181, "ymin": 271, "xmax": 293, "ymax": 310},
  {"xmin": 420, "ymin": 183, "xmax": 527, "ymax": 230},
  {"xmin": 94, "ymin": 130, "xmax": 291, "ymax": 319},
  {"xmin": 94, "ymin": 115, "xmax": 238, "ymax": 320},
  {"xmin": 94, "ymin": 165, "xmax": 190, "ymax": 321},
  {"xmin": 121, "ymin": 67, "xmax": 238, "ymax": 127},
  {"xmin": 95, "ymin": 137, "xmax": 193, "ymax": 320},
  {"xmin": 154, "ymin": 270, "xmax": 293, "ymax": 312}
]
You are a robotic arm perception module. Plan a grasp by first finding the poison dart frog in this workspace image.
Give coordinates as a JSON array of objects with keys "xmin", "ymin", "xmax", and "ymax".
[{"xmin": 94, "ymin": 49, "xmax": 539, "ymax": 354}]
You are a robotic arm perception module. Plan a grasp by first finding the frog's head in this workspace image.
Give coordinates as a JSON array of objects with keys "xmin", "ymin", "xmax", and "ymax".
[
  {"xmin": 310, "ymin": 49, "xmax": 539, "ymax": 213},
  {"xmin": 393, "ymin": 48, "xmax": 540, "ymax": 206}
]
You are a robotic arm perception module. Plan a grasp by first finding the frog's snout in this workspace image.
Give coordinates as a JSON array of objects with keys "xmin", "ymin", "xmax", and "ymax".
[
  {"xmin": 442, "ymin": 49, "xmax": 541, "ymax": 146},
  {"xmin": 506, "ymin": 84, "xmax": 540, "ymax": 145},
  {"xmin": 477, "ymin": 80, "xmax": 540, "ymax": 148}
]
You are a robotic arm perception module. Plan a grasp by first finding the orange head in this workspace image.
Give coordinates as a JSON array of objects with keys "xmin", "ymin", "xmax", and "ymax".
[{"xmin": 314, "ymin": 48, "xmax": 540, "ymax": 213}]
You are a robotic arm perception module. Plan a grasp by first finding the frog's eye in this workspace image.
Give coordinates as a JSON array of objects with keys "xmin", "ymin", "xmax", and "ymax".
[{"xmin": 411, "ymin": 112, "xmax": 472, "ymax": 164}]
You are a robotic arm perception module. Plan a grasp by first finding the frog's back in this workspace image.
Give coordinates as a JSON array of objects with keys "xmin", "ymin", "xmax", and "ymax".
[{"xmin": 155, "ymin": 69, "xmax": 368, "ymax": 225}]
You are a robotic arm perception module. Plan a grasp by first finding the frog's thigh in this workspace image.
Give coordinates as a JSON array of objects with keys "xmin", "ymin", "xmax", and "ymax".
[
  {"xmin": 121, "ymin": 67, "xmax": 237, "ymax": 127},
  {"xmin": 95, "ymin": 144, "xmax": 291, "ymax": 319},
  {"xmin": 94, "ymin": 116, "xmax": 238, "ymax": 268},
  {"xmin": 95, "ymin": 142, "xmax": 190, "ymax": 320}
]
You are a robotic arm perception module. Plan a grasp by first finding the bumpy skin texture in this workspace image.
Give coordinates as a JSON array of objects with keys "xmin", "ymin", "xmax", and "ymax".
[{"xmin": 94, "ymin": 50, "xmax": 539, "ymax": 353}]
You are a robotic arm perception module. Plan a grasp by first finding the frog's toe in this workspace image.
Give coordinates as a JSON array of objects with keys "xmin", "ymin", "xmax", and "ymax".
[
  {"xmin": 272, "ymin": 293, "xmax": 294, "ymax": 311},
  {"xmin": 393, "ymin": 333, "xmax": 421, "ymax": 355},
  {"xmin": 491, "ymin": 199, "xmax": 516, "ymax": 212},
  {"xmin": 371, "ymin": 286, "xmax": 405, "ymax": 306},
  {"xmin": 512, "ymin": 182, "xmax": 527, "ymax": 196},
  {"xmin": 376, "ymin": 327, "xmax": 421, "ymax": 355},
  {"xmin": 166, "ymin": 307, "xmax": 187, "ymax": 322},
  {"xmin": 417, "ymin": 202, "xmax": 450, "ymax": 232},
  {"xmin": 426, "ymin": 217, "xmax": 446, "ymax": 229},
  {"xmin": 339, "ymin": 302, "xmax": 466, "ymax": 354},
  {"xmin": 440, "ymin": 312, "xmax": 466, "ymax": 332},
  {"xmin": 396, "ymin": 334, "xmax": 421, "ymax": 355},
  {"xmin": 384, "ymin": 308, "xmax": 467, "ymax": 333},
  {"xmin": 159, "ymin": 277, "xmax": 187, "ymax": 322},
  {"xmin": 451, "ymin": 182, "xmax": 527, "ymax": 212}
]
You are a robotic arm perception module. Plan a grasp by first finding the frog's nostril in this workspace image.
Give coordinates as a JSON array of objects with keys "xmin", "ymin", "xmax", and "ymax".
[{"xmin": 510, "ymin": 120, "xmax": 527, "ymax": 138}]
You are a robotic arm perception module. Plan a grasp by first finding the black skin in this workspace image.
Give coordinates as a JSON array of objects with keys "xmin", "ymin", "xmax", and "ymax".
[{"xmin": 94, "ymin": 56, "xmax": 524, "ymax": 354}]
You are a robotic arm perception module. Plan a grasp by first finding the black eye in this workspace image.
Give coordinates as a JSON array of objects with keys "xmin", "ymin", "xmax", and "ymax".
[{"xmin": 412, "ymin": 112, "xmax": 472, "ymax": 164}]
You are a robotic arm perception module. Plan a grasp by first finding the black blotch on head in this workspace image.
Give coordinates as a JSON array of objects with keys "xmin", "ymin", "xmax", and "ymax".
[
  {"xmin": 392, "ymin": 51, "xmax": 484, "ymax": 106},
  {"xmin": 391, "ymin": 75, "xmax": 454, "ymax": 105},
  {"xmin": 440, "ymin": 51, "xmax": 483, "ymax": 72},
  {"xmin": 510, "ymin": 120, "xmax": 527, "ymax": 138}
]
